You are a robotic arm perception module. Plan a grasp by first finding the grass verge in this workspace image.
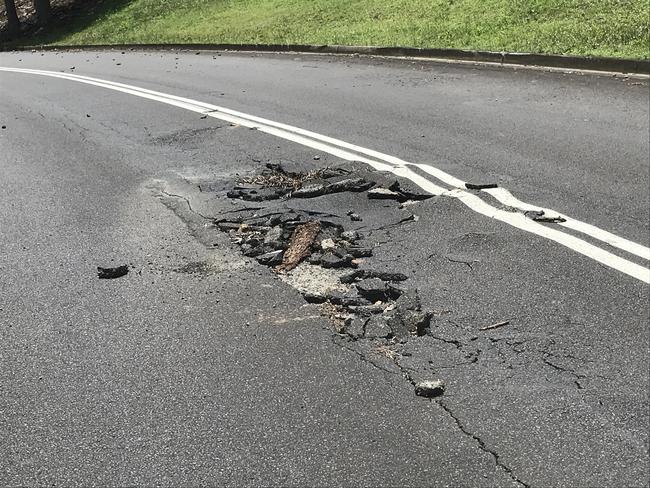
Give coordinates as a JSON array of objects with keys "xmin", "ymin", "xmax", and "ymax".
[{"xmin": 5, "ymin": 0, "xmax": 650, "ymax": 59}]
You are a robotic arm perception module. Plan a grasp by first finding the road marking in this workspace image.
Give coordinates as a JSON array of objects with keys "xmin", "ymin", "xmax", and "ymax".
[{"xmin": 2, "ymin": 66, "xmax": 648, "ymax": 284}]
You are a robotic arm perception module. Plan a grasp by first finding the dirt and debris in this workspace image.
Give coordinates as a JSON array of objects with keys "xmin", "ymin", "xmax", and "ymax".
[
  {"xmin": 97, "ymin": 265, "xmax": 129, "ymax": 279},
  {"xmin": 210, "ymin": 161, "xmax": 435, "ymax": 343}
]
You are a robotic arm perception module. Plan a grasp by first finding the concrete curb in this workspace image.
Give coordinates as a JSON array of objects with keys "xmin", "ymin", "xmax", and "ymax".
[{"xmin": 3, "ymin": 43, "xmax": 649, "ymax": 75}]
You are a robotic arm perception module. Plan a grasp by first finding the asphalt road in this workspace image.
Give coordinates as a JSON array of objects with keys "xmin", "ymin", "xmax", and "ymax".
[{"xmin": 1, "ymin": 50, "xmax": 648, "ymax": 487}]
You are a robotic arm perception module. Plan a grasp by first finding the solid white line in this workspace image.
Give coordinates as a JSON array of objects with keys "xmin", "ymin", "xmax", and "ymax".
[{"xmin": 1, "ymin": 66, "xmax": 648, "ymax": 283}]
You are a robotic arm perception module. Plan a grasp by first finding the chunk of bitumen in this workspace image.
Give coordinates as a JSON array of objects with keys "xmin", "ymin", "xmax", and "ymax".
[
  {"xmin": 386, "ymin": 282, "xmax": 407, "ymax": 300},
  {"xmin": 388, "ymin": 181, "xmax": 432, "ymax": 201},
  {"xmin": 347, "ymin": 247, "xmax": 373, "ymax": 258},
  {"xmin": 292, "ymin": 183, "xmax": 326, "ymax": 198},
  {"xmin": 242, "ymin": 245, "xmax": 265, "ymax": 257},
  {"xmin": 395, "ymin": 289, "xmax": 422, "ymax": 312},
  {"xmin": 465, "ymin": 182, "xmax": 498, "ymax": 190},
  {"xmin": 356, "ymin": 278, "xmax": 388, "ymax": 302},
  {"xmin": 303, "ymin": 292, "xmax": 327, "ymax": 304},
  {"xmin": 364, "ymin": 315, "xmax": 392, "ymax": 339},
  {"xmin": 326, "ymin": 291, "xmax": 371, "ymax": 307},
  {"xmin": 414, "ymin": 379, "xmax": 445, "ymax": 398},
  {"xmin": 344, "ymin": 317, "xmax": 367, "ymax": 339},
  {"xmin": 340, "ymin": 269, "xmax": 408, "ymax": 283},
  {"xmin": 216, "ymin": 221, "xmax": 241, "ymax": 231},
  {"xmin": 373, "ymin": 271, "xmax": 408, "ymax": 282},
  {"xmin": 347, "ymin": 304, "xmax": 386, "ymax": 316},
  {"xmin": 320, "ymin": 252, "xmax": 354, "ymax": 269},
  {"xmin": 340, "ymin": 270, "xmax": 365, "ymax": 284},
  {"xmin": 267, "ymin": 214, "xmax": 283, "ymax": 226},
  {"xmin": 279, "ymin": 213, "xmax": 300, "ymax": 224},
  {"xmin": 264, "ymin": 226, "xmax": 284, "ymax": 249},
  {"xmin": 256, "ymin": 250, "xmax": 283, "ymax": 266},
  {"xmin": 402, "ymin": 310, "xmax": 432, "ymax": 336},
  {"xmin": 97, "ymin": 265, "xmax": 129, "ymax": 279}
]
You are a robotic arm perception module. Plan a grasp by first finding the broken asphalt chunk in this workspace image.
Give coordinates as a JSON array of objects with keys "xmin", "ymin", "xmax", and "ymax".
[
  {"xmin": 524, "ymin": 210, "xmax": 567, "ymax": 223},
  {"xmin": 347, "ymin": 247, "xmax": 373, "ymax": 258},
  {"xmin": 344, "ymin": 317, "xmax": 366, "ymax": 339},
  {"xmin": 97, "ymin": 265, "xmax": 129, "ymax": 280},
  {"xmin": 292, "ymin": 178, "xmax": 374, "ymax": 198},
  {"xmin": 326, "ymin": 291, "xmax": 371, "ymax": 307},
  {"xmin": 320, "ymin": 252, "xmax": 354, "ymax": 269},
  {"xmin": 388, "ymin": 181, "xmax": 432, "ymax": 201},
  {"xmin": 414, "ymin": 379, "xmax": 445, "ymax": 398},
  {"xmin": 355, "ymin": 278, "xmax": 388, "ymax": 302},
  {"xmin": 256, "ymin": 250, "xmax": 284, "ymax": 266},
  {"xmin": 364, "ymin": 315, "xmax": 392, "ymax": 339},
  {"xmin": 465, "ymin": 182, "xmax": 498, "ymax": 190},
  {"xmin": 340, "ymin": 270, "xmax": 408, "ymax": 284}
]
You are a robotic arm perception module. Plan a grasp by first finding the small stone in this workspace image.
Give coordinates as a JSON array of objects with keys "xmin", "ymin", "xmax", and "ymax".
[
  {"xmin": 341, "ymin": 230, "xmax": 360, "ymax": 242},
  {"xmin": 356, "ymin": 278, "xmax": 388, "ymax": 302},
  {"xmin": 349, "ymin": 213, "xmax": 362, "ymax": 222},
  {"xmin": 320, "ymin": 238, "xmax": 336, "ymax": 250},
  {"xmin": 415, "ymin": 380, "xmax": 445, "ymax": 398}
]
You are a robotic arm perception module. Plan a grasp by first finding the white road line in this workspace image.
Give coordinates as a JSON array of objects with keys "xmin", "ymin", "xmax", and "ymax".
[
  {"xmin": 1, "ymin": 66, "xmax": 648, "ymax": 284},
  {"xmin": 413, "ymin": 164, "xmax": 650, "ymax": 261}
]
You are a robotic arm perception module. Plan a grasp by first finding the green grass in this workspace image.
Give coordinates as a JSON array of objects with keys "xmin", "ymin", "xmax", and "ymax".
[{"xmin": 23, "ymin": 0, "xmax": 650, "ymax": 59}]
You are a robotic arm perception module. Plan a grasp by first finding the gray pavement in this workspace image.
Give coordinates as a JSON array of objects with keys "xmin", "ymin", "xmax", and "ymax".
[{"xmin": 0, "ymin": 51, "xmax": 648, "ymax": 487}]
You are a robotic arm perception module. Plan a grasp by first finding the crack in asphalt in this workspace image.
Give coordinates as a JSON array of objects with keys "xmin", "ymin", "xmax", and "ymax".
[
  {"xmin": 342, "ymin": 340, "xmax": 531, "ymax": 487},
  {"xmin": 436, "ymin": 399, "xmax": 530, "ymax": 487},
  {"xmin": 159, "ymin": 189, "xmax": 212, "ymax": 220},
  {"xmin": 330, "ymin": 335, "xmax": 400, "ymax": 376}
]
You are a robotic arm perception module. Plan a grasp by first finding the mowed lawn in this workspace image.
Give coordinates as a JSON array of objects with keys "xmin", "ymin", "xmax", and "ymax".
[{"xmin": 30, "ymin": 0, "xmax": 650, "ymax": 59}]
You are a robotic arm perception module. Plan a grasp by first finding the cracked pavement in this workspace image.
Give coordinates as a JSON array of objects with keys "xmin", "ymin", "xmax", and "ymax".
[{"xmin": 1, "ymin": 50, "xmax": 648, "ymax": 486}]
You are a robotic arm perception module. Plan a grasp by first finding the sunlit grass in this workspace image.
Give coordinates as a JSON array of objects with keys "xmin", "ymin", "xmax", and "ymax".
[{"xmin": 27, "ymin": 0, "xmax": 650, "ymax": 59}]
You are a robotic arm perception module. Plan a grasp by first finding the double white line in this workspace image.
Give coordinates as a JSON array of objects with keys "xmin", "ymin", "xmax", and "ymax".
[{"xmin": 2, "ymin": 66, "xmax": 648, "ymax": 283}]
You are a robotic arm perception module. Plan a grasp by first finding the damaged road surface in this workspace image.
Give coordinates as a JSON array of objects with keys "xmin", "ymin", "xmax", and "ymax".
[{"xmin": 1, "ymin": 50, "xmax": 649, "ymax": 488}]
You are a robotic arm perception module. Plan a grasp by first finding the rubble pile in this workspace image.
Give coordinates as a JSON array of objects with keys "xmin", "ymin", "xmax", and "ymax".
[{"xmin": 213, "ymin": 162, "xmax": 434, "ymax": 342}]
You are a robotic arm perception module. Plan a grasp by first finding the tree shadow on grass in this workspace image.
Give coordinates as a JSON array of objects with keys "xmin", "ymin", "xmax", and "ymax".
[{"xmin": 1, "ymin": 0, "xmax": 133, "ymax": 47}]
